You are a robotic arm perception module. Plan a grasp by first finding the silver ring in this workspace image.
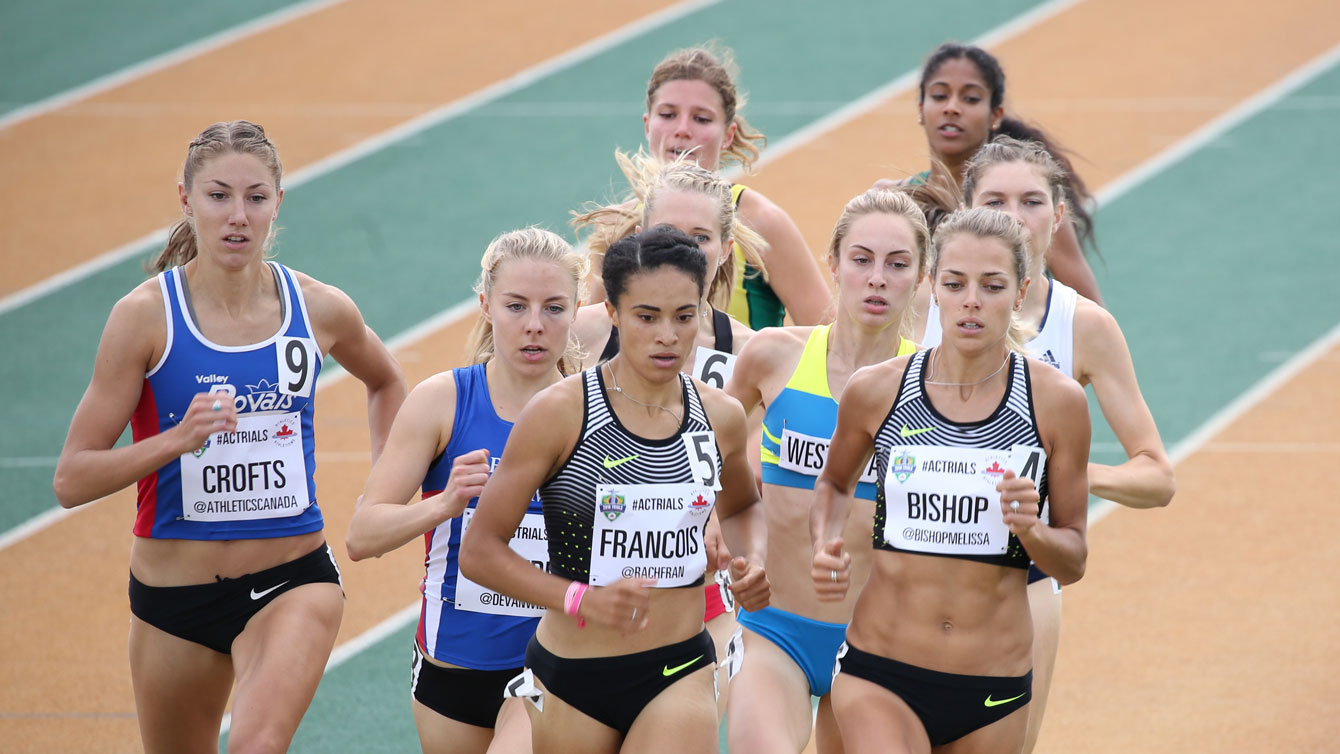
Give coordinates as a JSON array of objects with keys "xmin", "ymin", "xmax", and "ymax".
[
  {"xmin": 630, "ymin": 608, "xmax": 638, "ymax": 622},
  {"xmin": 1010, "ymin": 501, "xmax": 1020, "ymax": 512},
  {"xmin": 211, "ymin": 400, "xmax": 222, "ymax": 412},
  {"xmin": 830, "ymin": 570, "xmax": 838, "ymax": 583}
]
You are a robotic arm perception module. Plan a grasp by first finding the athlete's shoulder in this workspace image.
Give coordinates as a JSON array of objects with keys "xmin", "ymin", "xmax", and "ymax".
[
  {"xmin": 115, "ymin": 276, "xmax": 167, "ymax": 317},
  {"xmin": 289, "ymin": 268, "xmax": 361, "ymax": 325},
  {"xmin": 849, "ymin": 353, "xmax": 914, "ymax": 401},
  {"xmin": 1025, "ymin": 355, "xmax": 1086, "ymax": 407},
  {"xmin": 734, "ymin": 185, "xmax": 790, "ymax": 229},
  {"xmin": 693, "ymin": 377, "xmax": 748, "ymax": 433},
  {"xmin": 1072, "ymin": 294, "xmax": 1122, "ymax": 341},
  {"xmin": 738, "ymin": 324, "xmax": 809, "ymax": 361},
  {"xmin": 727, "ymin": 316, "xmax": 755, "ymax": 354}
]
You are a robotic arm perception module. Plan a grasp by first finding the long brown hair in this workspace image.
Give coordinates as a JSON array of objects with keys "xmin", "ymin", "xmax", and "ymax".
[
  {"xmin": 150, "ymin": 121, "xmax": 283, "ymax": 273},
  {"xmin": 646, "ymin": 45, "xmax": 767, "ymax": 171}
]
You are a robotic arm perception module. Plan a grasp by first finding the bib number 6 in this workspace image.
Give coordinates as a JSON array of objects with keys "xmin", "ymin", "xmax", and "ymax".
[
  {"xmin": 694, "ymin": 346, "xmax": 736, "ymax": 389},
  {"xmin": 276, "ymin": 336, "xmax": 319, "ymax": 398}
]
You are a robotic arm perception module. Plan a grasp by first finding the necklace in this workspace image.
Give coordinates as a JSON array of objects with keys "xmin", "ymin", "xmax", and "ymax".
[
  {"xmin": 924, "ymin": 347, "xmax": 1010, "ymax": 387},
  {"xmin": 606, "ymin": 361, "xmax": 681, "ymax": 419}
]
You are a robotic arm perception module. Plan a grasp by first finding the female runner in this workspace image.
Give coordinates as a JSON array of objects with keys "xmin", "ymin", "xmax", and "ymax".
[
  {"xmin": 460, "ymin": 227, "xmax": 770, "ymax": 753},
  {"xmin": 811, "ymin": 207, "xmax": 1091, "ymax": 753},
  {"xmin": 345, "ymin": 229, "xmax": 586, "ymax": 753},
  {"xmin": 928, "ymin": 137, "xmax": 1175, "ymax": 752},
  {"xmin": 588, "ymin": 45, "xmax": 832, "ymax": 327},
  {"xmin": 723, "ymin": 188, "xmax": 927, "ymax": 754},
  {"xmin": 573, "ymin": 153, "xmax": 768, "ymax": 719},
  {"xmin": 52, "ymin": 121, "xmax": 406, "ymax": 754},
  {"xmin": 882, "ymin": 42, "xmax": 1103, "ymax": 305}
]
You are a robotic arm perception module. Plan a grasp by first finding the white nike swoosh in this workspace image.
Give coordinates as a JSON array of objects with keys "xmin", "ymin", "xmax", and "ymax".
[{"xmin": 250, "ymin": 580, "xmax": 290, "ymax": 600}]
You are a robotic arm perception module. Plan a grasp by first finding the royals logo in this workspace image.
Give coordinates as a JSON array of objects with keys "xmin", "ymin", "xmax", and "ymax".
[
  {"xmin": 599, "ymin": 491, "xmax": 626, "ymax": 521},
  {"xmin": 891, "ymin": 452, "xmax": 916, "ymax": 483}
]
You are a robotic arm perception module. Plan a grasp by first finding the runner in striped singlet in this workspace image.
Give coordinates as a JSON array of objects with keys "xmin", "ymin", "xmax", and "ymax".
[
  {"xmin": 461, "ymin": 227, "xmax": 770, "ymax": 753},
  {"xmin": 346, "ymin": 229, "xmax": 586, "ymax": 753},
  {"xmin": 572, "ymin": 152, "xmax": 767, "ymax": 721},
  {"xmin": 952, "ymin": 138, "xmax": 1174, "ymax": 754},
  {"xmin": 811, "ymin": 208, "xmax": 1091, "ymax": 754}
]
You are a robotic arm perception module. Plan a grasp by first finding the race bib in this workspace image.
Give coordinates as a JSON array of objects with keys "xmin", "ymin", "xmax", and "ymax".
[
  {"xmin": 454, "ymin": 510, "xmax": 548, "ymax": 617},
  {"xmin": 882, "ymin": 444, "xmax": 1045, "ymax": 556},
  {"xmin": 275, "ymin": 336, "xmax": 319, "ymax": 398},
  {"xmin": 693, "ymin": 346, "xmax": 737, "ymax": 389},
  {"xmin": 180, "ymin": 411, "xmax": 310, "ymax": 521},
  {"xmin": 590, "ymin": 483, "xmax": 714, "ymax": 587},
  {"xmin": 681, "ymin": 431, "xmax": 722, "ymax": 491},
  {"xmin": 778, "ymin": 428, "xmax": 879, "ymax": 484}
]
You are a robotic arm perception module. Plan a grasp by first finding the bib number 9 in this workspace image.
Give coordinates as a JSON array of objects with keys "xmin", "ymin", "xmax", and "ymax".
[{"xmin": 276, "ymin": 337, "xmax": 318, "ymax": 398}]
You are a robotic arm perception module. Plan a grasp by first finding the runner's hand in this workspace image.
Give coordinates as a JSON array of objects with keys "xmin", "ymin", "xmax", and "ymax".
[
  {"xmin": 173, "ymin": 393, "xmax": 238, "ymax": 454},
  {"xmin": 705, "ymin": 515, "xmax": 731, "ymax": 573},
  {"xmin": 435, "ymin": 449, "xmax": 491, "ymax": 522},
  {"xmin": 998, "ymin": 470, "xmax": 1042, "ymax": 536},
  {"xmin": 812, "ymin": 538, "xmax": 850, "ymax": 601},
  {"xmin": 580, "ymin": 578, "xmax": 656, "ymax": 634},
  {"xmin": 728, "ymin": 556, "xmax": 769, "ymax": 612}
]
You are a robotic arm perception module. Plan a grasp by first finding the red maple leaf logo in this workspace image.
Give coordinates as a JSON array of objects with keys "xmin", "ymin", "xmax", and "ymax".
[
  {"xmin": 692, "ymin": 494, "xmax": 709, "ymax": 507},
  {"xmin": 984, "ymin": 462, "xmax": 1006, "ymax": 475},
  {"xmin": 276, "ymin": 424, "xmax": 294, "ymax": 438}
]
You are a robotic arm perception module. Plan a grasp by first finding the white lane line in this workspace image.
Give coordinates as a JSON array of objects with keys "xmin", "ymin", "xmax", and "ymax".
[
  {"xmin": 1089, "ymin": 320, "xmax": 1340, "ymax": 525},
  {"xmin": 218, "ymin": 602, "xmax": 420, "ymax": 738},
  {"xmin": 0, "ymin": 0, "xmax": 350, "ymax": 132},
  {"xmin": 1095, "ymin": 40, "xmax": 1340, "ymax": 207},
  {"xmin": 0, "ymin": 0, "xmax": 722, "ymax": 317}
]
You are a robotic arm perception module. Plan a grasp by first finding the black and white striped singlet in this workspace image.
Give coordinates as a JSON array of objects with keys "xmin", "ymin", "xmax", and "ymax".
[
  {"xmin": 872, "ymin": 350, "xmax": 1048, "ymax": 569},
  {"xmin": 540, "ymin": 367, "xmax": 719, "ymax": 586}
]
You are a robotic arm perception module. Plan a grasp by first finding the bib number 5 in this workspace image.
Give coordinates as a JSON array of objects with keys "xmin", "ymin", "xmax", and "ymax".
[{"xmin": 682, "ymin": 431, "xmax": 721, "ymax": 491}]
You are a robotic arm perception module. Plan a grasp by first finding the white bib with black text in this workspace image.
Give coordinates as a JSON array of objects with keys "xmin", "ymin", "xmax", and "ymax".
[{"xmin": 590, "ymin": 482, "xmax": 714, "ymax": 587}]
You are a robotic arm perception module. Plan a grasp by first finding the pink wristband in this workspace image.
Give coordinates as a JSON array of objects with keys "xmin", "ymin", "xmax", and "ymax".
[{"xmin": 564, "ymin": 581, "xmax": 588, "ymax": 628}]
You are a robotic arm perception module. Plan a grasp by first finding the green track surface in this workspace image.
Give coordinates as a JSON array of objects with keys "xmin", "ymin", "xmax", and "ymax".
[
  {"xmin": 0, "ymin": 0, "xmax": 310, "ymax": 116},
  {"xmin": 0, "ymin": 0, "xmax": 1043, "ymax": 529}
]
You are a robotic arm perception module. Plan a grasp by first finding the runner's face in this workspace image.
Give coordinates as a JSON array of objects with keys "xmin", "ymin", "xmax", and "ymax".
[
  {"xmin": 645, "ymin": 190, "xmax": 726, "ymax": 287},
  {"xmin": 645, "ymin": 79, "xmax": 737, "ymax": 171},
  {"xmin": 830, "ymin": 212, "xmax": 921, "ymax": 329},
  {"xmin": 180, "ymin": 152, "xmax": 282, "ymax": 268},
  {"xmin": 483, "ymin": 259, "xmax": 576, "ymax": 376},
  {"xmin": 933, "ymin": 235, "xmax": 1025, "ymax": 347},
  {"xmin": 608, "ymin": 266, "xmax": 701, "ymax": 378},
  {"xmin": 970, "ymin": 161, "xmax": 1063, "ymax": 264},
  {"xmin": 919, "ymin": 57, "xmax": 1003, "ymax": 162}
]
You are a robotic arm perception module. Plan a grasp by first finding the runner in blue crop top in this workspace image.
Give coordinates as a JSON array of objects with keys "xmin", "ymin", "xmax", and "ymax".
[
  {"xmin": 722, "ymin": 188, "xmax": 928, "ymax": 754},
  {"xmin": 53, "ymin": 120, "xmax": 405, "ymax": 754},
  {"xmin": 346, "ymin": 228, "xmax": 584, "ymax": 752}
]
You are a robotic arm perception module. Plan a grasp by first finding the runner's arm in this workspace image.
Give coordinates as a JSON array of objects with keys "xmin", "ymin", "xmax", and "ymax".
[
  {"xmin": 53, "ymin": 286, "xmax": 223, "ymax": 507},
  {"xmin": 1015, "ymin": 368, "xmax": 1090, "ymax": 585},
  {"xmin": 459, "ymin": 381, "xmax": 580, "ymax": 609},
  {"xmin": 347, "ymin": 375, "xmax": 482, "ymax": 560},
  {"xmin": 811, "ymin": 363, "xmax": 889, "ymax": 548},
  {"xmin": 703, "ymin": 388, "xmax": 769, "ymax": 611},
  {"xmin": 1078, "ymin": 304, "xmax": 1175, "ymax": 508},
  {"xmin": 737, "ymin": 189, "xmax": 833, "ymax": 325},
  {"xmin": 1046, "ymin": 221, "xmax": 1103, "ymax": 306},
  {"xmin": 301, "ymin": 276, "xmax": 407, "ymax": 464}
]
